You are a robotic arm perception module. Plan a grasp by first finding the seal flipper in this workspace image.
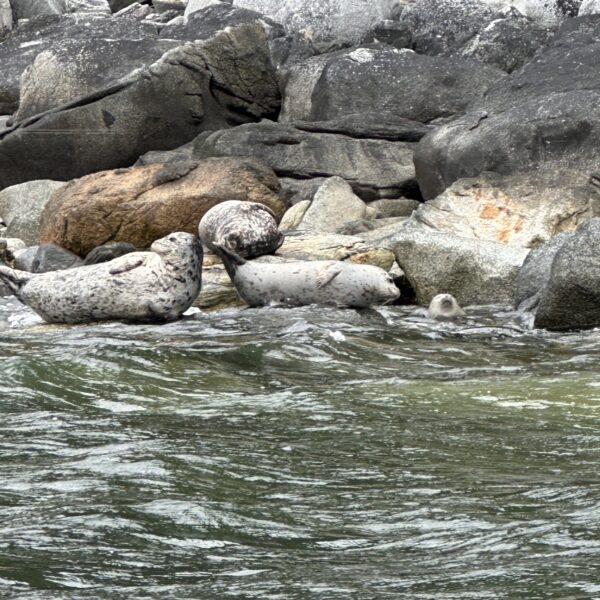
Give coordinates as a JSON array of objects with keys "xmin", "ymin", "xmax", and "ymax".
[
  {"xmin": 0, "ymin": 265, "xmax": 31, "ymax": 295},
  {"xmin": 109, "ymin": 257, "xmax": 144, "ymax": 275},
  {"xmin": 316, "ymin": 263, "xmax": 343, "ymax": 289},
  {"xmin": 213, "ymin": 244, "xmax": 246, "ymax": 280}
]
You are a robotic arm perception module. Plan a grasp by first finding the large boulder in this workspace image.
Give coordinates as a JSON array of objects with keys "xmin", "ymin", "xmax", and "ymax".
[
  {"xmin": 0, "ymin": 21, "xmax": 280, "ymax": 190},
  {"xmin": 407, "ymin": 173, "xmax": 599, "ymax": 247},
  {"xmin": 513, "ymin": 231, "xmax": 572, "ymax": 308},
  {"xmin": 231, "ymin": 0, "xmax": 399, "ymax": 44},
  {"xmin": 193, "ymin": 121, "xmax": 417, "ymax": 201},
  {"xmin": 394, "ymin": 229, "xmax": 529, "ymax": 305},
  {"xmin": 535, "ymin": 219, "xmax": 600, "ymax": 329},
  {"xmin": 286, "ymin": 44, "xmax": 505, "ymax": 123},
  {"xmin": 0, "ymin": 180, "xmax": 66, "ymax": 245},
  {"xmin": 415, "ymin": 16, "xmax": 600, "ymax": 200},
  {"xmin": 15, "ymin": 19, "xmax": 171, "ymax": 120},
  {"xmin": 38, "ymin": 158, "xmax": 284, "ymax": 256}
]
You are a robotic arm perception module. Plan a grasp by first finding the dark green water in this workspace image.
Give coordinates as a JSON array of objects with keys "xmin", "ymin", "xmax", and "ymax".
[{"xmin": 1, "ymin": 297, "xmax": 600, "ymax": 599}]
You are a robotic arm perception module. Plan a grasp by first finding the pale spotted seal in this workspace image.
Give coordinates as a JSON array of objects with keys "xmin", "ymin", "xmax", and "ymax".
[
  {"xmin": 199, "ymin": 200, "xmax": 284, "ymax": 258},
  {"xmin": 0, "ymin": 232, "xmax": 202, "ymax": 324},
  {"xmin": 427, "ymin": 293, "xmax": 465, "ymax": 320},
  {"xmin": 215, "ymin": 245, "xmax": 400, "ymax": 308}
]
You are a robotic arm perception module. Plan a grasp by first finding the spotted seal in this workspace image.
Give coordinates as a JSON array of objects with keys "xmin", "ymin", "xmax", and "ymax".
[
  {"xmin": 199, "ymin": 200, "xmax": 284, "ymax": 258},
  {"xmin": 0, "ymin": 232, "xmax": 202, "ymax": 324},
  {"xmin": 427, "ymin": 293, "xmax": 465, "ymax": 320},
  {"xmin": 215, "ymin": 245, "xmax": 400, "ymax": 308}
]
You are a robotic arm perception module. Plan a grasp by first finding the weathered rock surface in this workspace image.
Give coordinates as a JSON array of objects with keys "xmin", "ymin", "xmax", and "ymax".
[
  {"xmin": 298, "ymin": 177, "xmax": 368, "ymax": 233},
  {"xmin": 0, "ymin": 180, "xmax": 66, "ymax": 246},
  {"xmin": 394, "ymin": 229, "xmax": 529, "ymax": 305},
  {"xmin": 231, "ymin": 0, "xmax": 399, "ymax": 44},
  {"xmin": 369, "ymin": 198, "xmax": 420, "ymax": 218},
  {"xmin": 299, "ymin": 44, "xmax": 505, "ymax": 123},
  {"xmin": 193, "ymin": 121, "xmax": 417, "ymax": 201},
  {"xmin": 12, "ymin": 244, "xmax": 83, "ymax": 272},
  {"xmin": 415, "ymin": 16, "xmax": 600, "ymax": 200},
  {"xmin": 185, "ymin": 0, "xmax": 222, "ymax": 19},
  {"xmin": 407, "ymin": 173, "xmax": 599, "ymax": 247},
  {"xmin": 279, "ymin": 201, "xmax": 310, "ymax": 231},
  {"xmin": 0, "ymin": 19, "xmax": 280, "ymax": 190},
  {"xmin": 513, "ymin": 231, "xmax": 572, "ymax": 308},
  {"xmin": 38, "ymin": 158, "xmax": 284, "ymax": 256},
  {"xmin": 579, "ymin": 0, "xmax": 600, "ymax": 14},
  {"xmin": 535, "ymin": 219, "xmax": 600, "ymax": 329},
  {"xmin": 0, "ymin": 0, "xmax": 12, "ymax": 37},
  {"xmin": 15, "ymin": 20, "xmax": 170, "ymax": 120},
  {"xmin": 10, "ymin": 0, "xmax": 110, "ymax": 20}
]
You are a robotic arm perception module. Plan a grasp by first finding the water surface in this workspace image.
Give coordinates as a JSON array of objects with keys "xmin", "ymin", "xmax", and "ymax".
[{"xmin": 1, "ymin": 297, "xmax": 600, "ymax": 599}]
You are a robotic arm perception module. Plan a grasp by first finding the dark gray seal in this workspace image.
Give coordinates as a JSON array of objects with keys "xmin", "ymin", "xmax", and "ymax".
[
  {"xmin": 215, "ymin": 245, "xmax": 400, "ymax": 308},
  {"xmin": 199, "ymin": 200, "xmax": 284, "ymax": 258},
  {"xmin": 427, "ymin": 293, "xmax": 465, "ymax": 320},
  {"xmin": 0, "ymin": 232, "xmax": 202, "ymax": 324}
]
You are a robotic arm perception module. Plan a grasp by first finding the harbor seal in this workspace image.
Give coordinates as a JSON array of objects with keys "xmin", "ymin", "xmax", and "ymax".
[
  {"xmin": 199, "ymin": 200, "xmax": 284, "ymax": 258},
  {"xmin": 0, "ymin": 232, "xmax": 202, "ymax": 324},
  {"xmin": 427, "ymin": 293, "xmax": 465, "ymax": 320},
  {"xmin": 215, "ymin": 244, "xmax": 400, "ymax": 308}
]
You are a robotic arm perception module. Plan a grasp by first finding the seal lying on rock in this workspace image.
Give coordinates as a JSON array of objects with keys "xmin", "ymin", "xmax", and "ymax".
[
  {"xmin": 427, "ymin": 293, "xmax": 465, "ymax": 320},
  {"xmin": 215, "ymin": 245, "xmax": 400, "ymax": 308},
  {"xmin": 0, "ymin": 232, "xmax": 202, "ymax": 324},
  {"xmin": 199, "ymin": 200, "xmax": 284, "ymax": 258}
]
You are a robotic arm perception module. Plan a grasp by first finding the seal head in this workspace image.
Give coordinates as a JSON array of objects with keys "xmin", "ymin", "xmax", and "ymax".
[
  {"xmin": 199, "ymin": 200, "xmax": 284, "ymax": 259},
  {"xmin": 427, "ymin": 293, "xmax": 465, "ymax": 320}
]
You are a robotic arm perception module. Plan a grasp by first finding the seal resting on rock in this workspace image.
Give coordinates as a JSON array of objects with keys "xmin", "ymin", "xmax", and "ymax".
[
  {"xmin": 427, "ymin": 293, "xmax": 465, "ymax": 320},
  {"xmin": 199, "ymin": 200, "xmax": 284, "ymax": 258},
  {"xmin": 215, "ymin": 244, "xmax": 400, "ymax": 308},
  {"xmin": 0, "ymin": 232, "xmax": 202, "ymax": 324}
]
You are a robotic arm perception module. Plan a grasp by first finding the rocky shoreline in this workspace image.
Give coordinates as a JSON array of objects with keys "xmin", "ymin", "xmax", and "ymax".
[{"xmin": 1, "ymin": 0, "xmax": 600, "ymax": 330}]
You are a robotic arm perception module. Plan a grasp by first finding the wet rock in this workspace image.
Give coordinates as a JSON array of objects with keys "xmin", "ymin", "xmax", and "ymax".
[
  {"xmin": 38, "ymin": 158, "xmax": 284, "ymax": 256},
  {"xmin": 83, "ymin": 241, "xmax": 137, "ymax": 265},
  {"xmin": 0, "ymin": 18, "xmax": 280, "ymax": 190},
  {"xmin": 298, "ymin": 177, "xmax": 368, "ymax": 233},
  {"xmin": 12, "ymin": 244, "xmax": 83, "ymax": 272},
  {"xmin": 231, "ymin": 0, "xmax": 399, "ymax": 44},
  {"xmin": 302, "ymin": 44, "xmax": 505, "ymax": 123},
  {"xmin": 394, "ymin": 229, "xmax": 529, "ymax": 305},
  {"xmin": 193, "ymin": 121, "xmax": 417, "ymax": 201},
  {"xmin": 414, "ymin": 16, "xmax": 600, "ymax": 199},
  {"xmin": 0, "ymin": 180, "xmax": 66, "ymax": 245},
  {"xmin": 535, "ymin": 219, "xmax": 600, "ymax": 329},
  {"xmin": 407, "ymin": 173, "xmax": 598, "ymax": 247},
  {"xmin": 513, "ymin": 232, "xmax": 573, "ymax": 308}
]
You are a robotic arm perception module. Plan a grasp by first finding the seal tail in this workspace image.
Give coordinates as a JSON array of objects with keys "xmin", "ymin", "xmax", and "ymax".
[
  {"xmin": 213, "ymin": 243, "xmax": 246, "ymax": 280},
  {"xmin": 0, "ymin": 265, "xmax": 31, "ymax": 295}
]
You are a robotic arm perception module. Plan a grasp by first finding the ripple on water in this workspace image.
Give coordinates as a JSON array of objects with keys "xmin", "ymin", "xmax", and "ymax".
[{"xmin": 1, "ymin": 298, "xmax": 600, "ymax": 597}]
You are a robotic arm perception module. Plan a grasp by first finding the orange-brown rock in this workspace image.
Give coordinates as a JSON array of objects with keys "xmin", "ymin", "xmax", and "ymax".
[{"xmin": 39, "ymin": 158, "xmax": 284, "ymax": 257}]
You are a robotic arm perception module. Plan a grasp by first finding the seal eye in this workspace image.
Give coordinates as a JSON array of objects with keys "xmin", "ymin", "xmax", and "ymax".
[{"xmin": 168, "ymin": 236, "xmax": 177, "ymax": 242}]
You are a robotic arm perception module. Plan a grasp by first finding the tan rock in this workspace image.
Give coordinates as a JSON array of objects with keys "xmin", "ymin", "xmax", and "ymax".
[
  {"xmin": 39, "ymin": 158, "xmax": 284, "ymax": 257},
  {"xmin": 279, "ymin": 200, "xmax": 310, "ymax": 232},
  {"xmin": 409, "ymin": 173, "xmax": 599, "ymax": 248}
]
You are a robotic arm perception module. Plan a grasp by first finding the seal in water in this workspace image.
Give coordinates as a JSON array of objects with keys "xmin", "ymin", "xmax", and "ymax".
[
  {"xmin": 0, "ymin": 232, "xmax": 202, "ymax": 324},
  {"xmin": 199, "ymin": 200, "xmax": 284, "ymax": 258},
  {"xmin": 427, "ymin": 293, "xmax": 465, "ymax": 320},
  {"xmin": 215, "ymin": 244, "xmax": 400, "ymax": 308}
]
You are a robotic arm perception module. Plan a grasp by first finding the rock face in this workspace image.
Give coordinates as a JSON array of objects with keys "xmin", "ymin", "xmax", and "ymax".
[
  {"xmin": 407, "ymin": 173, "xmax": 598, "ymax": 247},
  {"xmin": 0, "ymin": 18, "xmax": 280, "ymax": 190},
  {"xmin": 0, "ymin": 180, "xmax": 66, "ymax": 246},
  {"xmin": 38, "ymin": 158, "xmax": 284, "ymax": 256},
  {"xmin": 289, "ymin": 44, "xmax": 505, "ymax": 123},
  {"xmin": 535, "ymin": 219, "xmax": 600, "ymax": 329},
  {"xmin": 193, "ymin": 121, "xmax": 417, "ymax": 201},
  {"xmin": 513, "ymin": 231, "xmax": 572, "ymax": 308},
  {"xmin": 414, "ymin": 16, "xmax": 600, "ymax": 200},
  {"xmin": 394, "ymin": 229, "xmax": 529, "ymax": 305},
  {"xmin": 15, "ymin": 20, "xmax": 171, "ymax": 120},
  {"xmin": 231, "ymin": 0, "xmax": 399, "ymax": 44},
  {"xmin": 298, "ymin": 177, "xmax": 368, "ymax": 233}
]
